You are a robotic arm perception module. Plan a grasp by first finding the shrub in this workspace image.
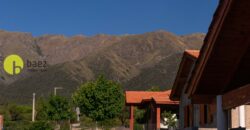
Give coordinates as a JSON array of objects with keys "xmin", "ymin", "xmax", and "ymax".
[{"xmin": 29, "ymin": 121, "xmax": 53, "ymax": 130}]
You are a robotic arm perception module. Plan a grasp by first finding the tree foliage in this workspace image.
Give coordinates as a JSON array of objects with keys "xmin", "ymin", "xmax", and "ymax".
[
  {"xmin": 36, "ymin": 98, "xmax": 49, "ymax": 121},
  {"xmin": 36, "ymin": 96, "xmax": 73, "ymax": 121},
  {"xmin": 161, "ymin": 110, "xmax": 177, "ymax": 127},
  {"xmin": 29, "ymin": 121, "xmax": 53, "ymax": 130},
  {"xmin": 134, "ymin": 107, "xmax": 146, "ymax": 123},
  {"xmin": 118, "ymin": 106, "xmax": 129, "ymax": 126},
  {"xmin": 72, "ymin": 75, "xmax": 124, "ymax": 121},
  {"xmin": 0, "ymin": 104, "xmax": 32, "ymax": 121},
  {"xmin": 8, "ymin": 104, "xmax": 23, "ymax": 121}
]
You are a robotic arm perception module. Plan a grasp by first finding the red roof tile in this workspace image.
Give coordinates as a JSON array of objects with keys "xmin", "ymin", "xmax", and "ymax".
[
  {"xmin": 170, "ymin": 50, "xmax": 200, "ymax": 100},
  {"xmin": 185, "ymin": 50, "xmax": 200, "ymax": 58},
  {"xmin": 125, "ymin": 90, "xmax": 179, "ymax": 105}
]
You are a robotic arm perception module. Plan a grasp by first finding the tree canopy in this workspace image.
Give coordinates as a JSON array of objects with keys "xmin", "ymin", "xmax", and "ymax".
[
  {"xmin": 36, "ymin": 95, "xmax": 73, "ymax": 121},
  {"xmin": 72, "ymin": 75, "xmax": 124, "ymax": 121}
]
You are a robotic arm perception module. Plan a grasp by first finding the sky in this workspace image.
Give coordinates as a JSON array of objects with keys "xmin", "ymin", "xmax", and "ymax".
[{"xmin": 0, "ymin": 0, "xmax": 218, "ymax": 36}]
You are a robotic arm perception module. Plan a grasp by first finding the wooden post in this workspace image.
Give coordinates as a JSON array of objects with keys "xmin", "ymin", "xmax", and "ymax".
[
  {"xmin": 216, "ymin": 95, "xmax": 228, "ymax": 130},
  {"xmin": 0, "ymin": 115, "xmax": 3, "ymax": 130},
  {"xmin": 130, "ymin": 106, "xmax": 134, "ymax": 130},
  {"xmin": 156, "ymin": 107, "xmax": 161, "ymax": 130},
  {"xmin": 32, "ymin": 93, "xmax": 36, "ymax": 122}
]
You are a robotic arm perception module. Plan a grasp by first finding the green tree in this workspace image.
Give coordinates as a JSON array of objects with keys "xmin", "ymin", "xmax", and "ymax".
[
  {"xmin": 36, "ymin": 97, "xmax": 49, "ymax": 121},
  {"xmin": 36, "ymin": 95, "xmax": 73, "ymax": 121},
  {"xmin": 72, "ymin": 75, "xmax": 124, "ymax": 121}
]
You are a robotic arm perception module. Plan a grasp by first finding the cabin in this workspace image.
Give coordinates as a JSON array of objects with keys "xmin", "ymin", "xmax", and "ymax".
[
  {"xmin": 170, "ymin": 0, "xmax": 250, "ymax": 130},
  {"xmin": 125, "ymin": 90, "xmax": 179, "ymax": 130}
]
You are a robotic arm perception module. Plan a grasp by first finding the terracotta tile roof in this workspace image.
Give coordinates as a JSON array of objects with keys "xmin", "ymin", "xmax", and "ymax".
[
  {"xmin": 170, "ymin": 50, "xmax": 200, "ymax": 100},
  {"xmin": 125, "ymin": 90, "xmax": 179, "ymax": 105},
  {"xmin": 184, "ymin": 50, "xmax": 200, "ymax": 58}
]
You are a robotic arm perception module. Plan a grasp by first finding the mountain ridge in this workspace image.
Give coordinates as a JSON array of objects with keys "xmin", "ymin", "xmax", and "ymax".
[{"xmin": 0, "ymin": 30, "xmax": 204, "ymax": 104}]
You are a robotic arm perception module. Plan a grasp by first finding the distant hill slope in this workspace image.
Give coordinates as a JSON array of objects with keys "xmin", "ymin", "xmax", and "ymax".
[{"xmin": 0, "ymin": 30, "xmax": 204, "ymax": 104}]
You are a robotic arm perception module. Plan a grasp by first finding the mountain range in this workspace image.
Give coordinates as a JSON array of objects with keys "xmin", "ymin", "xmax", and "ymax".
[{"xmin": 0, "ymin": 30, "xmax": 204, "ymax": 104}]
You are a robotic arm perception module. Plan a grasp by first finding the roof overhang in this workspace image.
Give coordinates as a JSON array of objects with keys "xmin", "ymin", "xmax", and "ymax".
[
  {"xmin": 187, "ymin": 0, "xmax": 250, "ymax": 97},
  {"xmin": 170, "ymin": 50, "xmax": 199, "ymax": 100},
  {"xmin": 126, "ymin": 90, "xmax": 179, "ymax": 106}
]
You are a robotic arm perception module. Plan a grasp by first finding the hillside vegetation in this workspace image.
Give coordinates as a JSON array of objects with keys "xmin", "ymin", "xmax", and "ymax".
[{"xmin": 0, "ymin": 30, "xmax": 204, "ymax": 104}]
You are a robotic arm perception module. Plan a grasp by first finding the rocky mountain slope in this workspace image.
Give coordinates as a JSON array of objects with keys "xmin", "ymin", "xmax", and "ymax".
[{"xmin": 0, "ymin": 30, "xmax": 204, "ymax": 104}]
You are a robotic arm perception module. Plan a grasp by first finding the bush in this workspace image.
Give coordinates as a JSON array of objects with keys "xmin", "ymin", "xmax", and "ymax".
[
  {"xmin": 0, "ymin": 105, "xmax": 11, "ymax": 122},
  {"xmin": 4, "ymin": 121, "xmax": 54, "ymax": 130},
  {"xmin": 29, "ymin": 121, "xmax": 53, "ymax": 130},
  {"xmin": 98, "ymin": 118, "xmax": 121, "ymax": 129},
  {"xmin": 80, "ymin": 115, "xmax": 122, "ymax": 129},
  {"xmin": 8, "ymin": 104, "xmax": 26, "ymax": 121},
  {"xmin": 0, "ymin": 104, "xmax": 32, "ymax": 122},
  {"xmin": 134, "ymin": 123, "xmax": 144, "ymax": 130},
  {"xmin": 118, "ymin": 106, "xmax": 129, "ymax": 126},
  {"xmin": 134, "ymin": 107, "xmax": 146, "ymax": 123},
  {"xmin": 161, "ymin": 110, "xmax": 177, "ymax": 127},
  {"xmin": 36, "ymin": 96, "xmax": 74, "ymax": 121},
  {"xmin": 80, "ymin": 115, "xmax": 96, "ymax": 127},
  {"xmin": 4, "ymin": 121, "xmax": 31, "ymax": 130}
]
